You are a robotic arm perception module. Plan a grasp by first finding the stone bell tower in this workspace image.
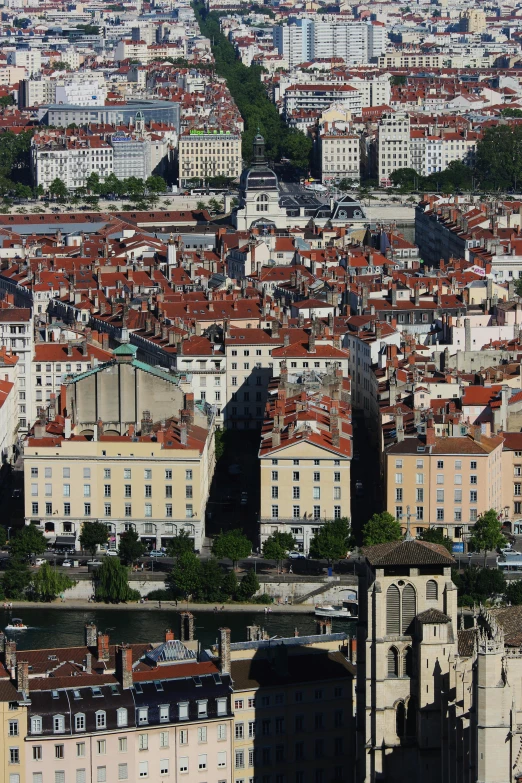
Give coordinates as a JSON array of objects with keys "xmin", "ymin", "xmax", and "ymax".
[{"xmin": 356, "ymin": 539, "xmax": 458, "ymax": 783}]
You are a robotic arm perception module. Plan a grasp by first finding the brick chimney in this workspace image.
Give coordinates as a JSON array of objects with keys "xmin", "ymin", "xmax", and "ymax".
[
  {"xmin": 116, "ymin": 644, "xmax": 133, "ymax": 689},
  {"xmin": 17, "ymin": 660, "xmax": 29, "ymax": 694},
  {"xmin": 5, "ymin": 640, "xmax": 16, "ymax": 673},
  {"xmin": 350, "ymin": 637, "xmax": 357, "ymax": 665},
  {"xmin": 426, "ymin": 424, "xmax": 436, "ymax": 446},
  {"xmin": 219, "ymin": 627, "xmax": 231, "ymax": 675},
  {"xmin": 97, "ymin": 632, "xmax": 110, "ymax": 662},
  {"xmin": 165, "ymin": 629, "xmax": 175, "ymax": 642}
]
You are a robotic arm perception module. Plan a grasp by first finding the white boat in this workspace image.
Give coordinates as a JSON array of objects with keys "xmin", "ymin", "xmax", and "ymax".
[
  {"xmin": 315, "ymin": 600, "xmax": 358, "ymax": 620},
  {"xmin": 5, "ymin": 618, "xmax": 28, "ymax": 631}
]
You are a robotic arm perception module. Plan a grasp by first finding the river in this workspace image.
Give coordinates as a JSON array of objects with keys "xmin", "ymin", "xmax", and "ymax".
[{"xmin": 2, "ymin": 608, "xmax": 356, "ymax": 651}]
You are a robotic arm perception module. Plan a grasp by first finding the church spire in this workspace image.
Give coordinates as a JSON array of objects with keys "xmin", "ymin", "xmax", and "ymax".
[{"xmin": 252, "ymin": 131, "xmax": 266, "ymax": 167}]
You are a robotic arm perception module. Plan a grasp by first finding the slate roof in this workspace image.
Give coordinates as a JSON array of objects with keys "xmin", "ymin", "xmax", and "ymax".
[
  {"xmin": 416, "ymin": 608, "xmax": 451, "ymax": 624},
  {"xmin": 231, "ymin": 650, "xmax": 354, "ymax": 690},
  {"xmin": 457, "ymin": 628, "xmax": 477, "ymax": 657},
  {"xmin": 362, "ymin": 540, "xmax": 455, "ymax": 566},
  {"xmin": 489, "ymin": 605, "xmax": 522, "ymax": 646}
]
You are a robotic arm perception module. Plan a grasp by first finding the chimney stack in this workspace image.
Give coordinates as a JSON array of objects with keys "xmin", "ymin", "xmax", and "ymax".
[
  {"xmin": 116, "ymin": 644, "xmax": 133, "ymax": 689},
  {"xmin": 17, "ymin": 660, "xmax": 29, "ymax": 694},
  {"xmin": 97, "ymin": 632, "xmax": 110, "ymax": 662},
  {"xmin": 85, "ymin": 623, "xmax": 97, "ymax": 647},
  {"xmin": 165, "ymin": 629, "xmax": 175, "ymax": 642},
  {"xmin": 219, "ymin": 627, "xmax": 231, "ymax": 675},
  {"xmin": 5, "ymin": 640, "xmax": 16, "ymax": 672}
]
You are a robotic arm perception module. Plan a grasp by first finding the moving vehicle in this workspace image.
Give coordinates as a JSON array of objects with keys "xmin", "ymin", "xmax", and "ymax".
[
  {"xmin": 62, "ymin": 560, "xmax": 72, "ymax": 567},
  {"xmin": 5, "ymin": 618, "xmax": 27, "ymax": 631},
  {"xmin": 105, "ymin": 550, "xmax": 119, "ymax": 557},
  {"xmin": 150, "ymin": 550, "xmax": 166, "ymax": 558},
  {"xmin": 288, "ymin": 551, "xmax": 305, "ymax": 560}
]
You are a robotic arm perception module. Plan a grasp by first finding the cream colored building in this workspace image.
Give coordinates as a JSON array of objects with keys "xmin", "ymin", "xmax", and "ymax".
[
  {"xmin": 0, "ymin": 674, "xmax": 27, "ymax": 783},
  {"xmin": 460, "ymin": 8, "xmax": 486, "ymax": 33},
  {"xmin": 319, "ymin": 123, "xmax": 360, "ymax": 184},
  {"xmin": 178, "ymin": 130, "xmax": 242, "ymax": 187},
  {"xmin": 377, "ymin": 112, "xmax": 410, "ymax": 186},
  {"xmin": 259, "ymin": 374, "xmax": 352, "ymax": 554},
  {"xmin": 24, "ymin": 344, "xmax": 216, "ymax": 551},
  {"xmin": 384, "ymin": 424, "xmax": 503, "ymax": 541}
]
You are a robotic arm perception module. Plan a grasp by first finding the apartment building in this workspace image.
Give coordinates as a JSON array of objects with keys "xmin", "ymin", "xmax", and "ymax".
[
  {"xmin": 175, "ymin": 335, "xmax": 226, "ymax": 426},
  {"xmin": 501, "ymin": 432, "xmax": 522, "ymax": 535},
  {"xmin": 259, "ymin": 373, "xmax": 352, "ymax": 554},
  {"xmin": 0, "ymin": 676, "xmax": 27, "ymax": 783},
  {"xmin": 20, "ymin": 626, "xmax": 234, "ymax": 783},
  {"xmin": 284, "ymin": 85, "xmax": 361, "ymax": 120},
  {"xmin": 344, "ymin": 319, "xmax": 400, "ymax": 418},
  {"xmin": 8, "ymin": 47, "xmax": 41, "ymax": 77},
  {"xmin": 410, "ymin": 129, "xmax": 479, "ymax": 177},
  {"xmin": 384, "ymin": 424, "xmax": 503, "ymax": 541},
  {"xmin": 376, "ymin": 112, "xmax": 411, "ymax": 186},
  {"xmin": 319, "ymin": 123, "xmax": 360, "ymax": 183},
  {"xmin": 32, "ymin": 340, "xmax": 112, "ymax": 426},
  {"xmin": 32, "ymin": 136, "xmax": 114, "ymax": 192},
  {"xmin": 229, "ymin": 632, "xmax": 355, "ymax": 783},
  {"xmin": 0, "ymin": 306, "xmax": 33, "ymax": 433},
  {"xmin": 273, "ymin": 19, "xmax": 385, "ymax": 66},
  {"xmin": 24, "ymin": 344, "xmax": 216, "ymax": 551},
  {"xmin": 377, "ymin": 52, "xmax": 444, "ymax": 69},
  {"xmin": 0, "ymin": 347, "xmax": 18, "ymax": 467},
  {"xmin": 178, "ymin": 129, "xmax": 241, "ymax": 186}
]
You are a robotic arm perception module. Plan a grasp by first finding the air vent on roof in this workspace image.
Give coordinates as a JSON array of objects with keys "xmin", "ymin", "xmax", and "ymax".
[{"xmin": 48, "ymin": 655, "xmax": 58, "ymax": 661}]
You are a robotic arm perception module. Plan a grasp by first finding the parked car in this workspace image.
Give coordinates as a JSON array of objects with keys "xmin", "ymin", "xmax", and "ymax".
[
  {"xmin": 62, "ymin": 560, "xmax": 72, "ymax": 568},
  {"xmin": 240, "ymin": 491, "xmax": 248, "ymax": 505},
  {"xmin": 33, "ymin": 558, "xmax": 45, "ymax": 567},
  {"xmin": 105, "ymin": 549, "xmax": 119, "ymax": 557},
  {"xmin": 288, "ymin": 551, "xmax": 305, "ymax": 560},
  {"xmin": 150, "ymin": 550, "xmax": 166, "ymax": 558},
  {"xmin": 87, "ymin": 559, "xmax": 102, "ymax": 566}
]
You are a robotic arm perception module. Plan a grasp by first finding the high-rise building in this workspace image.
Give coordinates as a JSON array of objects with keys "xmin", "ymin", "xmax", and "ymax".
[{"xmin": 273, "ymin": 20, "xmax": 386, "ymax": 67}]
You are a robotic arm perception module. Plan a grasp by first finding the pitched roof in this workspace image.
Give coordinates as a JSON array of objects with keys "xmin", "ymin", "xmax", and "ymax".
[
  {"xmin": 362, "ymin": 540, "xmax": 455, "ymax": 566},
  {"xmin": 416, "ymin": 608, "xmax": 451, "ymax": 624}
]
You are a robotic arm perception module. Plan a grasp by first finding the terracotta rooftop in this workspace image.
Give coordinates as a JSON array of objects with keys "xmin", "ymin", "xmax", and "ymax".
[{"xmin": 362, "ymin": 540, "xmax": 455, "ymax": 567}]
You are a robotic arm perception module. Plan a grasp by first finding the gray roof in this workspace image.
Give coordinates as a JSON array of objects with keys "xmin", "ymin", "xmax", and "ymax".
[
  {"xmin": 230, "ymin": 632, "xmax": 348, "ymax": 651},
  {"xmin": 363, "ymin": 540, "xmax": 455, "ymax": 567},
  {"xmin": 416, "ymin": 608, "xmax": 451, "ymax": 624},
  {"xmin": 145, "ymin": 640, "xmax": 197, "ymax": 664}
]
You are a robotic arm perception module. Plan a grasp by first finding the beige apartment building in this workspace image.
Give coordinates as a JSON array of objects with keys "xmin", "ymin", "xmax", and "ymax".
[
  {"xmin": 501, "ymin": 432, "xmax": 522, "ymax": 534},
  {"xmin": 384, "ymin": 424, "xmax": 503, "ymax": 541},
  {"xmin": 319, "ymin": 124, "xmax": 360, "ymax": 184},
  {"xmin": 178, "ymin": 129, "xmax": 242, "ymax": 186},
  {"xmin": 0, "ymin": 677, "xmax": 27, "ymax": 783},
  {"xmin": 259, "ymin": 372, "xmax": 352, "ymax": 554}
]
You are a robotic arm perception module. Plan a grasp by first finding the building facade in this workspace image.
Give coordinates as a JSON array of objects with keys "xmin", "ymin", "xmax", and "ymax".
[{"xmin": 178, "ymin": 130, "xmax": 241, "ymax": 187}]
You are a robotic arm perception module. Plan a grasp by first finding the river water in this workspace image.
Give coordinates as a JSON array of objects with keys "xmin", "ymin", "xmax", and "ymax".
[{"xmin": 2, "ymin": 608, "xmax": 356, "ymax": 651}]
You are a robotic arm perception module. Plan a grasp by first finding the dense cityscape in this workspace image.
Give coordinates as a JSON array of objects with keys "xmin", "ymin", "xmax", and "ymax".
[{"xmin": 0, "ymin": 0, "xmax": 520, "ymax": 781}]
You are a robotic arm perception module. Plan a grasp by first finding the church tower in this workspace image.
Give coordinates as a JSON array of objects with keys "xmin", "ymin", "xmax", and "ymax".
[
  {"xmin": 357, "ymin": 539, "xmax": 458, "ymax": 783},
  {"xmin": 233, "ymin": 133, "xmax": 287, "ymax": 230}
]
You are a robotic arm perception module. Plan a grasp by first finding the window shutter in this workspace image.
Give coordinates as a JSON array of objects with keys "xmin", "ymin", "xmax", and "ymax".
[
  {"xmin": 386, "ymin": 585, "xmax": 400, "ymax": 634},
  {"xmin": 387, "ymin": 647, "xmax": 398, "ymax": 677},
  {"xmin": 401, "ymin": 584, "xmax": 416, "ymax": 633},
  {"xmin": 426, "ymin": 580, "xmax": 438, "ymax": 600}
]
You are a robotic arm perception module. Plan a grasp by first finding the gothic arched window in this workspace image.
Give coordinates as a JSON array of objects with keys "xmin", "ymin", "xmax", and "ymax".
[
  {"xmin": 387, "ymin": 646, "xmax": 399, "ymax": 678},
  {"xmin": 426, "ymin": 580, "xmax": 438, "ymax": 600},
  {"xmin": 396, "ymin": 702, "xmax": 406, "ymax": 738},
  {"xmin": 401, "ymin": 584, "xmax": 416, "ymax": 634}
]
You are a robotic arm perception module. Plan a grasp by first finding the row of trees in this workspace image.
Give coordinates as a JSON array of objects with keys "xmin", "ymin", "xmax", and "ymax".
[
  {"xmin": 47, "ymin": 173, "xmax": 168, "ymax": 206},
  {"xmin": 193, "ymin": 1, "xmax": 312, "ymax": 170}
]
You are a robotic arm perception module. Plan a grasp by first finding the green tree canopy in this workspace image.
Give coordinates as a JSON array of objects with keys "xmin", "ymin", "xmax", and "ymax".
[
  {"xmin": 9, "ymin": 525, "xmax": 47, "ymax": 560},
  {"xmin": 166, "ymin": 530, "xmax": 194, "ymax": 558},
  {"xmin": 309, "ymin": 518, "xmax": 352, "ymax": 563},
  {"xmin": 238, "ymin": 568, "xmax": 260, "ymax": 600},
  {"xmin": 221, "ymin": 569, "xmax": 238, "ymax": 600},
  {"xmin": 31, "ymin": 561, "xmax": 76, "ymax": 602},
  {"xmin": 505, "ymin": 580, "xmax": 522, "ymax": 605},
  {"xmin": 145, "ymin": 175, "xmax": 166, "ymax": 194},
  {"xmin": 94, "ymin": 558, "xmax": 138, "ymax": 603},
  {"xmin": 2, "ymin": 557, "xmax": 31, "ymax": 598},
  {"xmin": 79, "ymin": 521, "xmax": 109, "ymax": 558},
  {"xmin": 49, "ymin": 178, "xmax": 68, "ymax": 200},
  {"xmin": 262, "ymin": 531, "xmax": 295, "ymax": 567},
  {"xmin": 362, "ymin": 512, "xmax": 402, "ymax": 546},
  {"xmin": 212, "ymin": 529, "xmax": 251, "ymax": 568},
  {"xmin": 418, "ymin": 526, "xmax": 453, "ymax": 553},
  {"xmin": 452, "ymin": 566, "xmax": 505, "ymax": 606},
  {"xmin": 468, "ymin": 509, "xmax": 504, "ymax": 566},
  {"xmin": 474, "ymin": 124, "xmax": 522, "ymax": 191},
  {"xmin": 167, "ymin": 551, "xmax": 202, "ymax": 598},
  {"xmin": 118, "ymin": 528, "xmax": 146, "ymax": 565},
  {"xmin": 0, "ymin": 527, "xmax": 7, "ymax": 548},
  {"xmin": 197, "ymin": 557, "xmax": 223, "ymax": 602}
]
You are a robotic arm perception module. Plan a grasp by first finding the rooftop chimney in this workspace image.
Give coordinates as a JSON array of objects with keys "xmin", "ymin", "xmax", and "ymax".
[
  {"xmin": 85, "ymin": 623, "xmax": 97, "ymax": 647},
  {"xmin": 17, "ymin": 660, "xmax": 29, "ymax": 695},
  {"xmin": 97, "ymin": 632, "xmax": 110, "ymax": 663},
  {"xmin": 116, "ymin": 644, "xmax": 133, "ymax": 689},
  {"xmin": 219, "ymin": 627, "xmax": 231, "ymax": 675},
  {"xmin": 5, "ymin": 640, "xmax": 16, "ymax": 672}
]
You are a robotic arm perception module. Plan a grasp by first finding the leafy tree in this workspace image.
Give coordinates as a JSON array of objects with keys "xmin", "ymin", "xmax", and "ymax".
[
  {"xmin": 215, "ymin": 429, "xmax": 228, "ymax": 461},
  {"xmin": 239, "ymin": 568, "xmax": 260, "ymax": 600},
  {"xmin": 94, "ymin": 557, "xmax": 139, "ymax": 603},
  {"xmin": 469, "ymin": 509, "xmax": 504, "ymax": 566},
  {"xmin": 31, "ymin": 561, "xmax": 75, "ymax": 601},
  {"xmin": 338, "ymin": 178, "xmax": 357, "ymax": 191},
  {"xmin": 283, "ymin": 129, "xmax": 313, "ymax": 170},
  {"xmin": 362, "ymin": 512, "xmax": 402, "ymax": 546},
  {"xmin": 501, "ymin": 108, "xmax": 522, "ymax": 118},
  {"xmin": 474, "ymin": 125, "xmax": 522, "ymax": 191},
  {"xmin": 390, "ymin": 167, "xmax": 418, "ymax": 190},
  {"xmin": 196, "ymin": 200, "xmax": 207, "ymax": 211},
  {"xmin": 52, "ymin": 62, "xmax": 68, "ymax": 71},
  {"xmin": 505, "ymin": 580, "xmax": 522, "ymax": 605},
  {"xmin": 212, "ymin": 529, "xmax": 251, "ymax": 568},
  {"xmin": 222, "ymin": 569, "xmax": 238, "ymax": 599},
  {"xmin": 166, "ymin": 530, "xmax": 194, "ymax": 558},
  {"xmin": 0, "ymin": 96, "xmax": 14, "ymax": 108},
  {"xmin": 49, "ymin": 178, "xmax": 68, "ymax": 201},
  {"xmin": 167, "ymin": 551, "xmax": 201, "ymax": 598},
  {"xmin": 208, "ymin": 197, "xmax": 223, "ymax": 214},
  {"xmin": 0, "ymin": 527, "xmax": 7, "ymax": 548},
  {"xmin": 452, "ymin": 566, "xmax": 505, "ymax": 606},
  {"xmin": 79, "ymin": 521, "xmax": 109, "ymax": 558},
  {"xmin": 391, "ymin": 74, "xmax": 407, "ymax": 86},
  {"xmin": 515, "ymin": 278, "xmax": 522, "ymax": 297},
  {"xmin": 86, "ymin": 172, "xmax": 100, "ymax": 193},
  {"xmin": 262, "ymin": 531, "xmax": 295, "ymax": 569},
  {"xmin": 3, "ymin": 558, "xmax": 31, "ymax": 598},
  {"xmin": 145, "ymin": 175, "xmax": 166, "ymax": 194},
  {"xmin": 419, "ymin": 527, "xmax": 453, "ymax": 553},
  {"xmin": 309, "ymin": 518, "xmax": 352, "ymax": 563},
  {"xmin": 197, "ymin": 557, "xmax": 223, "ymax": 602},
  {"xmin": 118, "ymin": 528, "xmax": 146, "ymax": 565},
  {"xmin": 9, "ymin": 525, "xmax": 47, "ymax": 560}
]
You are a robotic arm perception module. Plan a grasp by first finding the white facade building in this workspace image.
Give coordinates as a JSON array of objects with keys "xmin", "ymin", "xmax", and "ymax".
[
  {"xmin": 377, "ymin": 111, "xmax": 411, "ymax": 185},
  {"xmin": 320, "ymin": 123, "xmax": 360, "ymax": 183}
]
